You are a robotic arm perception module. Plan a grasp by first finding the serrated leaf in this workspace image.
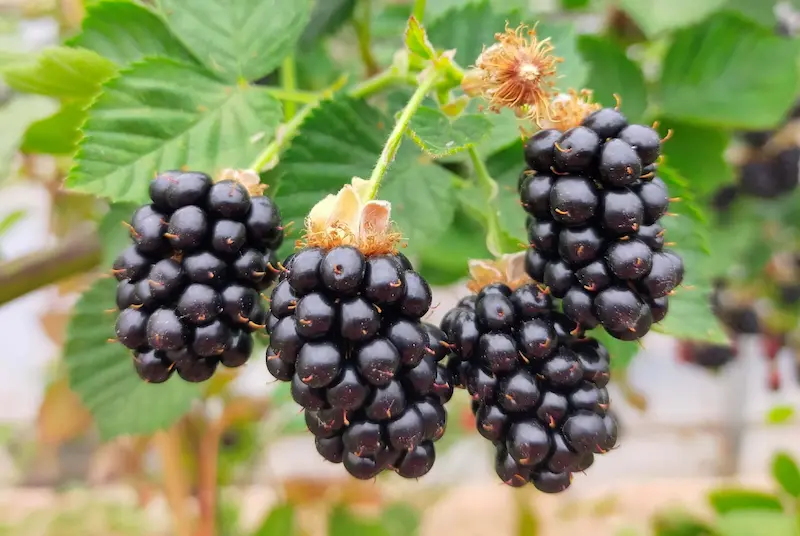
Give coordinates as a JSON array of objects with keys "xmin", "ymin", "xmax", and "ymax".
[
  {"xmin": 772, "ymin": 452, "xmax": 800, "ymax": 498},
  {"xmin": 64, "ymin": 278, "xmax": 201, "ymax": 439},
  {"xmin": 417, "ymin": 208, "xmax": 492, "ymax": 285},
  {"xmin": 428, "ymin": 1, "xmax": 513, "ymax": 69},
  {"xmin": 536, "ymin": 21, "xmax": 587, "ymax": 92},
  {"xmin": 715, "ymin": 511, "xmax": 796, "ymax": 536},
  {"xmin": 405, "ymin": 16, "xmax": 436, "ymax": 60},
  {"xmin": 251, "ymin": 503, "xmax": 296, "ymax": 536},
  {"xmin": 65, "ymin": 57, "xmax": 282, "ymax": 203},
  {"xmin": 767, "ymin": 405, "xmax": 795, "ymax": 424},
  {"xmin": 659, "ymin": 120, "xmax": 734, "ymax": 199},
  {"xmin": 20, "ymin": 101, "xmax": 86, "ymax": 155},
  {"xmin": 155, "ymin": 0, "xmax": 311, "ymax": 82},
  {"xmin": 1, "ymin": 46, "xmax": 117, "ymax": 99},
  {"xmin": 659, "ymin": 12, "xmax": 799, "ymax": 129},
  {"xmin": 67, "ymin": 0, "xmax": 197, "ymax": 66},
  {"xmin": 708, "ymin": 489, "xmax": 784, "ymax": 514},
  {"xmin": 577, "ymin": 35, "xmax": 647, "ymax": 123},
  {"xmin": 274, "ymin": 97, "xmax": 456, "ymax": 256},
  {"xmin": 408, "ymin": 107, "xmax": 493, "ymax": 156},
  {"xmin": 300, "ymin": 0, "xmax": 357, "ymax": 47},
  {"xmin": 618, "ymin": 0, "xmax": 727, "ymax": 36}
]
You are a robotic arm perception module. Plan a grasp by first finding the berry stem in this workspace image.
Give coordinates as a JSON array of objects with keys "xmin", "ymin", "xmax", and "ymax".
[
  {"xmin": 279, "ymin": 55, "xmax": 298, "ymax": 119},
  {"xmin": 353, "ymin": 0, "xmax": 380, "ymax": 76},
  {"xmin": 412, "ymin": 0, "xmax": 426, "ymax": 22},
  {"xmin": 365, "ymin": 68, "xmax": 440, "ymax": 200},
  {"xmin": 261, "ymin": 88, "xmax": 319, "ymax": 103},
  {"xmin": 467, "ymin": 144, "xmax": 506, "ymax": 257}
]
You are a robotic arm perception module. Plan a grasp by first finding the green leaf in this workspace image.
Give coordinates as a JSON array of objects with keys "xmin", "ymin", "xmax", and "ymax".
[
  {"xmin": 715, "ymin": 511, "xmax": 797, "ymax": 536},
  {"xmin": 20, "ymin": 102, "xmax": 86, "ymax": 155},
  {"xmin": 64, "ymin": 278, "xmax": 201, "ymax": 439},
  {"xmin": 659, "ymin": 12, "xmax": 799, "ymax": 129},
  {"xmin": 300, "ymin": 0, "xmax": 357, "ymax": 47},
  {"xmin": 98, "ymin": 203, "xmax": 138, "ymax": 268},
  {"xmin": 659, "ymin": 120, "xmax": 734, "ymax": 199},
  {"xmin": 652, "ymin": 511, "xmax": 716, "ymax": 536},
  {"xmin": 405, "ymin": 16, "xmax": 436, "ymax": 60},
  {"xmin": 0, "ymin": 95, "xmax": 60, "ymax": 177},
  {"xmin": 328, "ymin": 505, "xmax": 387, "ymax": 536},
  {"xmin": 590, "ymin": 330, "xmax": 638, "ymax": 372},
  {"xmin": 536, "ymin": 21, "xmax": 588, "ymax": 92},
  {"xmin": 577, "ymin": 35, "xmax": 647, "ymax": 123},
  {"xmin": 725, "ymin": 0, "xmax": 779, "ymax": 27},
  {"xmin": 408, "ymin": 106, "xmax": 493, "ymax": 157},
  {"xmin": 274, "ymin": 97, "xmax": 456, "ymax": 255},
  {"xmin": 562, "ymin": 0, "xmax": 590, "ymax": 9},
  {"xmin": 428, "ymin": 1, "xmax": 513, "ymax": 70},
  {"xmin": 155, "ymin": 0, "xmax": 312, "ymax": 82},
  {"xmin": 618, "ymin": 0, "xmax": 727, "ymax": 36},
  {"xmin": 772, "ymin": 452, "xmax": 800, "ymax": 498},
  {"xmin": 251, "ymin": 503, "xmax": 296, "ymax": 536},
  {"xmin": 767, "ymin": 405, "xmax": 796, "ymax": 425},
  {"xmin": 65, "ymin": 57, "xmax": 282, "ymax": 204},
  {"xmin": 382, "ymin": 504, "xmax": 420, "ymax": 536},
  {"xmin": 67, "ymin": 0, "xmax": 197, "ymax": 67},
  {"xmin": 708, "ymin": 489, "xmax": 784, "ymax": 514},
  {"xmin": 1, "ymin": 47, "xmax": 116, "ymax": 99},
  {"xmin": 417, "ymin": 208, "xmax": 492, "ymax": 286},
  {"xmin": 486, "ymin": 140, "xmax": 528, "ymax": 246}
]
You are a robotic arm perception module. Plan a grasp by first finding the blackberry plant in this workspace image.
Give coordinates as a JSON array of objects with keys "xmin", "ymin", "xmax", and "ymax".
[
  {"xmin": 113, "ymin": 170, "xmax": 283, "ymax": 383},
  {"xmin": 266, "ymin": 179, "xmax": 453, "ymax": 479},
  {"xmin": 441, "ymin": 254, "xmax": 617, "ymax": 493},
  {"xmin": 519, "ymin": 99, "xmax": 684, "ymax": 340}
]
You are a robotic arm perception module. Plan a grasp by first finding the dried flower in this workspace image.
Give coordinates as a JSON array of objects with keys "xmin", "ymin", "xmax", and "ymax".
[
  {"xmin": 217, "ymin": 168, "xmax": 268, "ymax": 196},
  {"xmin": 541, "ymin": 89, "xmax": 602, "ymax": 131},
  {"xmin": 462, "ymin": 23, "xmax": 562, "ymax": 125},
  {"xmin": 466, "ymin": 252, "xmax": 533, "ymax": 293}
]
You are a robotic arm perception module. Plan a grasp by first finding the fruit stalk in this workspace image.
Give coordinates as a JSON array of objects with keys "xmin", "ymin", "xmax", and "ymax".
[
  {"xmin": 0, "ymin": 228, "xmax": 101, "ymax": 306},
  {"xmin": 467, "ymin": 145, "xmax": 506, "ymax": 257},
  {"xmin": 365, "ymin": 68, "xmax": 441, "ymax": 200}
]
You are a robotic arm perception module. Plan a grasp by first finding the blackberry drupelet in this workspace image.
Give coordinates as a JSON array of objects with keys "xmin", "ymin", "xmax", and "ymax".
[
  {"xmin": 519, "ymin": 105, "xmax": 684, "ymax": 340},
  {"xmin": 266, "ymin": 180, "xmax": 453, "ymax": 481},
  {"xmin": 113, "ymin": 169, "xmax": 283, "ymax": 383},
  {"xmin": 440, "ymin": 254, "xmax": 618, "ymax": 493}
]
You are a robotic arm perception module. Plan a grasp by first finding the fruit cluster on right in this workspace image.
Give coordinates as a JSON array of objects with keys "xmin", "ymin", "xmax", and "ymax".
[
  {"xmin": 519, "ymin": 107, "xmax": 684, "ymax": 340},
  {"xmin": 441, "ymin": 280, "xmax": 617, "ymax": 492}
]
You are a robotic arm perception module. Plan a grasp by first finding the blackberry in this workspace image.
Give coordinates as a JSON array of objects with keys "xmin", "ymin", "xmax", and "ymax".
[
  {"xmin": 441, "ymin": 256, "xmax": 618, "ymax": 493},
  {"xmin": 519, "ymin": 108, "xmax": 682, "ymax": 340},
  {"xmin": 268, "ymin": 214, "xmax": 451, "ymax": 480},
  {"xmin": 113, "ymin": 170, "xmax": 283, "ymax": 382}
]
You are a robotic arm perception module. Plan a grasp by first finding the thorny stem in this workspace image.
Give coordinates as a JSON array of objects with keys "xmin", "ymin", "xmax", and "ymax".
[
  {"xmin": 467, "ymin": 145, "xmax": 505, "ymax": 257},
  {"xmin": 248, "ymin": 70, "xmax": 416, "ymax": 172},
  {"xmin": 366, "ymin": 69, "xmax": 440, "ymax": 200},
  {"xmin": 353, "ymin": 0, "xmax": 380, "ymax": 76},
  {"xmin": 154, "ymin": 428, "xmax": 193, "ymax": 536},
  {"xmin": 280, "ymin": 55, "xmax": 298, "ymax": 120}
]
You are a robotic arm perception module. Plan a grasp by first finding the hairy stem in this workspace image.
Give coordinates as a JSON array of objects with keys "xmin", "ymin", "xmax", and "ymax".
[
  {"xmin": 366, "ymin": 70, "xmax": 440, "ymax": 200},
  {"xmin": 412, "ymin": 0, "xmax": 427, "ymax": 22},
  {"xmin": 467, "ymin": 145, "xmax": 504, "ymax": 257},
  {"xmin": 262, "ymin": 87, "xmax": 319, "ymax": 104},
  {"xmin": 280, "ymin": 55, "xmax": 298, "ymax": 120},
  {"xmin": 0, "ymin": 228, "xmax": 101, "ymax": 306},
  {"xmin": 353, "ymin": 0, "xmax": 380, "ymax": 76},
  {"xmin": 154, "ymin": 428, "xmax": 193, "ymax": 536}
]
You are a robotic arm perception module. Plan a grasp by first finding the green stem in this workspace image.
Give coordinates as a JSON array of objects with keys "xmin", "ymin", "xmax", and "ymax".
[
  {"xmin": 467, "ymin": 145, "xmax": 504, "ymax": 257},
  {"xmin": 365, "ymin": 69, "xmax": 439, "ymax": 200},
  {"xmin": 280, "ymin": 55, "xmax": 298, "ymax": 120},
  {"xmin": 248, "ymin": 71, "xmax": 416, "ymax": 172},
  {"xmin": 261, "ymin": 87, "xmax": 319, "ymax": 104},
  {"xmin": 412, "ymin": 0, "xmax": 427, "ymax": 22},
  {"xmin": 353, "ymin": 0, "xmax": 380, "ymax": 76}
]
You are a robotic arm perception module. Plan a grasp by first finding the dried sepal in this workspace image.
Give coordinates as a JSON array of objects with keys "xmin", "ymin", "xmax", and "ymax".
[
  {"xmin": 466, "ymin": 252, "xmax": 533, "ymax": 293},
  {"xmin": 216, "ymin": 168, "xmax": 268, "ymax": 196},
  {"xmin": 541, "ymin": 89, "xmax": 602, "ymax": 131},
  {"xmin": 462, "ymin": 23, "xmax": 563, "ymax": 125},
  {"xmin": 298, "ymin": 177, "xmax": 403, "ymax": 255}
]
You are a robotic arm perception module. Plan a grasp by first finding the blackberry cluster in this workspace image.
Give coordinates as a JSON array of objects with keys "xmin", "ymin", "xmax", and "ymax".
[
  {"xmin": 113, "ymin": 171, "xmax": 283, "ymax": 383},
  {"xmin": 519, "ymin": 108, "xmax": 684, "ymax": 340},
  {"xmin": 266, "ymin": 247, "xmax": 454, "ymax": 480},
  {"xmin": 441, "ymin": 283, "xmax": 617, "ymax": 493}
]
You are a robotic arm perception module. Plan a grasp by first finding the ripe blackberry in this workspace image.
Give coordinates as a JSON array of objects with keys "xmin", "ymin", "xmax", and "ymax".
[
  {"xmin": 113, "ymin": 169, "xmax": 284, "ymax": 382},
  {"xmin": 267, "ymin": 181, "xmax": 451, "ymax": 480},
  {"xmin": 519, "ymin": 107, "xmax": 683, "ymax": 340},
  {"xmin": 441, "ymin": 255, "xmax": 618, "ymax": 493}
]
